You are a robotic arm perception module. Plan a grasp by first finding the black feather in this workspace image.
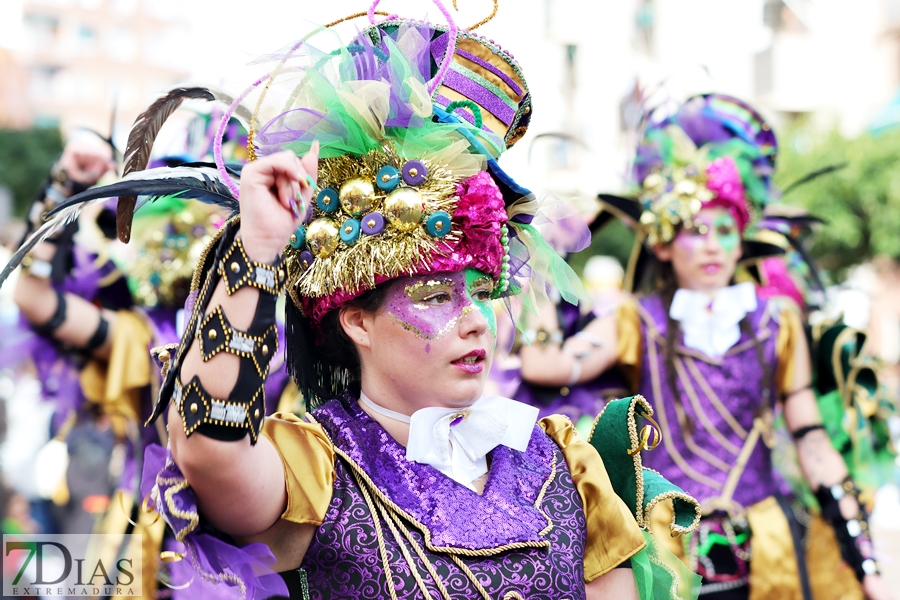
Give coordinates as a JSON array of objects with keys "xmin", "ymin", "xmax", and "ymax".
[
  {"xmin": 781, "ymin": 163, "xmax": 848, "ymax": 196},
  {"xmin": 47, "ymin": 171, "xmax": 239, "ymax": 219},
  {"xmin": 118, "ymin": 87, "xmax": 215, "ymax": 242}
]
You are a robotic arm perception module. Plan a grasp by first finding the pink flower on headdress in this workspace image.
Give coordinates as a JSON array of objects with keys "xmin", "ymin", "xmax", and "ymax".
[
  {"xmin": 704, "ymin": 156, "xmax": 750, "ymax": 231},
  {"xmin": 429, "ymin": 171, "xmax": 507, "ymax": 277}
]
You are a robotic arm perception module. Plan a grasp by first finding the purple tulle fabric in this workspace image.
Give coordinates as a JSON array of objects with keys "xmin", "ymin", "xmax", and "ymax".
[
  {"xmin": 0, "ymin": 247, "xmax": 134, "ymax": 430},
  {"xmin": 141, "ymin": 444, "xmax": 289, "ymax": 600},
  {"xmin": 254, "ymin": 26, "xmax": 435, "ymax": 156},
  {"xmin": 636, "ymin": 294, "xmax": 782, "ymax": 508}
]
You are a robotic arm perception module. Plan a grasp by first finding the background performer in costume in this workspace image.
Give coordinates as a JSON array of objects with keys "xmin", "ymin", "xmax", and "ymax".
[{"xmin": 533, "ymin": 93, "xmax": 893, "ymax": 600}]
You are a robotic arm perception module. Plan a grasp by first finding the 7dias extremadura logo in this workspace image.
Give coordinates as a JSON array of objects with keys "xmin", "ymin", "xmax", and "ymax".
[{"xmin": 3, "ymin": 534, "xmax": 142, "ymax": 597}]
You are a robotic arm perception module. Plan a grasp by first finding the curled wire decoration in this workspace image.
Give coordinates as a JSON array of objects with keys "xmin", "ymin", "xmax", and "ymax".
[
  {"xmin": 216, "ymin": 74, "xmax": 269, "ymax": 197},
  {"xmin": 118, "ymin": 490, "xmax": 161, "ymax": 528},
  {"xmin": 452, "ymin": 0, "xmax": 499, "ymax": 30},
  {"xmin": 160, "ymin": 551, "xmax": 187, "ymax": 563},
  {"xmin": 158, "ymin": 561, "xmax": 194, "ymax": 591},
  {"xmin": 628, "ymin": 412, "xmax": 663, "ymax": 456}
]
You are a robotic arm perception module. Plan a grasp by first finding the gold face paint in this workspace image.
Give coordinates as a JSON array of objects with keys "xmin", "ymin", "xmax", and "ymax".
[{"xmin": 386, "ymin": 269, "xmax": 497, "ymax": 340}]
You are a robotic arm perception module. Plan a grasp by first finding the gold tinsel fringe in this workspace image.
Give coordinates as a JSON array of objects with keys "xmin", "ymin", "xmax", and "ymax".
[{"xmin": 284, "ymin": 146, "xmax": 460, "ymax": 302}]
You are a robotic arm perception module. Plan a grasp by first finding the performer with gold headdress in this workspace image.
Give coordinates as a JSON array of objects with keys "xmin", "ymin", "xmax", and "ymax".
[
  {"xmin": 553, "ymin": 94, "xmax": 892, "ymax": 600},
  {"xmin": 3, "ymin": 4, "xmax": 712, "ymax": 598}
]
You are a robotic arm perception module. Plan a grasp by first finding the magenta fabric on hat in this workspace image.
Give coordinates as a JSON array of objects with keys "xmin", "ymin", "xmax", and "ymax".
[
  {"xmin": 300, "ymin": 170, "xmax": 508, "ymax": 329},
  {"xmin": 703, "ymin": 156, "xmax": 751, "ymax": 231}
]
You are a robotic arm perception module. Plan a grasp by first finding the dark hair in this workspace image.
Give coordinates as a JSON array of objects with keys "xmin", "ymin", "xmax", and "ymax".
[
  {"xmin": 285, "ymin": 284, "xmax": 391, "ymax": 410},
  {"xmin": 646, "ymin": 258, "xmax": 774, "ymax": 435}
]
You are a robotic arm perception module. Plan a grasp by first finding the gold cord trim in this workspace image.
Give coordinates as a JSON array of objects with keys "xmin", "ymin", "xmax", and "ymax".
[
  {"xmin": 647, "ymin": 334, "xmax": 724, "ymax": 491},
  {"xmin": 666, "ymin": 362, "xmax": 732, "ymax": 472},
  {"xmin": 377, "ymin": 502, "xmax": 434, "ymax": 598},
  {"xmin": 384, "ymin": 510, "xmax": 453, "ymax": 600},
  {"xmin": 185, "ymin": 537, "xmax": 248, "ymax": 600},
  {"xmin": 330, "ymin": 443, "xmax": 554, "ymax": 557},
  {"xmin": 535, "ymin": 450, "xmax": 558, "ymax": 536},
  {"xmin": 450, "ymin": 555, "xmax": 491, "ymax": 600},
  {"xmin": 701, "ymin": 417, "xmax": 766, "ymax": 518},
  {"xmin": 627, "ymin": 395, "xmax": 652, "ymax": 525},
  {"xmin": 352, "ymin": 469, "xmax": 400, "ymax": 600},
  {"xmin": 647, "ymin": 533, "xmax": 684, "ymax": 600},
  {"xmin": 641, "ymin": 484, "xmax": 702, "ymax": 537},
  {"xmin": 683, "ymin": 356, "xmax": 749, "ymax": 440},
  {"xmin": 157, "ymin": 476, "xmax": 199, "ymax": 541},
  {"xmin": 452, "ymin": 0, "xmax": 499, "ymax": 30},
  {"xmin": 673, "ymin": 358, "xmax": 740, "ymax": 454}
]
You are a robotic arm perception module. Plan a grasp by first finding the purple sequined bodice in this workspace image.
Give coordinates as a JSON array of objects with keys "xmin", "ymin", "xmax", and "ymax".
[
  {"xmin": 299, "ymin": 396, "xmax": 587, "ymax": 599},
  {"xmin": 636, "ymin": 295, "xmax": 780, "ymax": 508}
]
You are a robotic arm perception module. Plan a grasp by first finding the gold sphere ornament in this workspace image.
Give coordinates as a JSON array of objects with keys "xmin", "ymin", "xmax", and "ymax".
[
  {"xmin": 384, "ymin": 188, "xmax": 424, "ymax": 231},
  {"xmin": 339, "ymin": 178, "xmax": 377, "ymax": 217},
  {"xmin": 307, "ymin": 219, "xmax": 341, "ymax": 258}
]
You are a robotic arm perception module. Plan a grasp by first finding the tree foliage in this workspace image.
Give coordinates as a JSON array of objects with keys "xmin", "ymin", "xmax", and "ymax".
[
  {"xmin": 775, "ymin": 123, "xmax": 900, "ymax": 274},
  {"xmin": 0, "ymin": 127, "xmax": 64, "ymax": 218}
]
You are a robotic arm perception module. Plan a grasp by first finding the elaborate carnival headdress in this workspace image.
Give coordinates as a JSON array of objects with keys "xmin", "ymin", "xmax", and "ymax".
[
  {"xmin": 594, "ymin": 93, "xmax": 785, "ymax": 290},
  {"xmin": 1, "ymin": 1, "xmax": 582, "ymax": 404}
]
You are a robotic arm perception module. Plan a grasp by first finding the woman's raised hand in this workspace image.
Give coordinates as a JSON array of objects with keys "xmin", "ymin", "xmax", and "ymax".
[{"xmin": 238, "ymin": 143, "xmax": 319, "ymax": 263}]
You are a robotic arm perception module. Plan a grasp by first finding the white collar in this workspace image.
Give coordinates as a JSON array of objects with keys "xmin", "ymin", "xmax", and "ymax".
[
  {"xmin": 360, "ymin": 392, "xmax": 539, "ymax": 491},
  {"xmin": 669, "ymin": 282, "xmax": 758, "ymax": 358}
]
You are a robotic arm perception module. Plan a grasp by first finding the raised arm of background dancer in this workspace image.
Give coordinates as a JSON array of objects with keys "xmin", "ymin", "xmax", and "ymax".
[
  {"xmin": 519, "ymin": 307, "xmax": 618, "ymax": 387},
  {"xmin": 14, "ymin": 252, "xmax": 117, "ymax": 360},
  {"xmin": 169, "ymin": 148, "xmax": 317, "ymax": 539},
  {"xmin": 13, "ymin": 139, "xmax": 117, "ymax": 359}
]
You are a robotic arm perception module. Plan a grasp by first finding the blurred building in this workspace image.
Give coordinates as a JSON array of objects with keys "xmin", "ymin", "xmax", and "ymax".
[{"xmin": 0, "ymin": 0, "xmax": 189, "ymax": 138}]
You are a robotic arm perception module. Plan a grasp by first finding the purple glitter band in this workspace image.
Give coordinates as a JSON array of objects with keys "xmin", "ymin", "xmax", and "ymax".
[
  {"xmin": 441, "ymin": 70, "xmax": 515, "ymax": 125},
  {"xmin": 454, "ymin": 49, "xmax": 523, "ymax": 96}
]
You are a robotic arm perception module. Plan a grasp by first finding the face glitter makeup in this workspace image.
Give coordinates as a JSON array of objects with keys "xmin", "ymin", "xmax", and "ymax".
[
  {"xmin": 385, "ymin": 269, "xmax": 497, "ymax": 340},
  {"xmin": 677, "ymin": 213, "xmax": 739, "ymax": 254}
]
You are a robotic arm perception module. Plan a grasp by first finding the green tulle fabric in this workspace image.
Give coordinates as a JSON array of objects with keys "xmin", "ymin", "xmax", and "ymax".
[
  {"xmin": 632, "ymin": 531, "xmax": 701, "ymax": 600},
  {"xmin": 262, "ymin": 31, "xmax": 504, "ymax": 175},
  {"xmin": 507, "ymin": 220, "xmax": 587, "ymax": 323}
]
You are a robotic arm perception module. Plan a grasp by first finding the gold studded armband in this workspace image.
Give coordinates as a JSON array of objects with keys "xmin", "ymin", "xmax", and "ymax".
[
  {"xmin": 146, "ymin": 219, "xmax": 282, "ymax": 444},
  {"xmin": 219, "ymin": 235, "xmax": 286, "ymax": 296}
]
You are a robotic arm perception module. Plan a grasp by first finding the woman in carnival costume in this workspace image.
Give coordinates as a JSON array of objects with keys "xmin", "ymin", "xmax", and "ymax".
[
  {"xmin": 11, "ymin": 4, "xmax": 713, "ymax": 598},
  {"xmin": 561, "ymin": 93, "xmax": 893, "ymax": 600}
]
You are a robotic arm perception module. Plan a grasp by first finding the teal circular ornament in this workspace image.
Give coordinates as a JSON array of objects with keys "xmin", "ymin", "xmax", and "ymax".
[
  {"xmin": 316, "ymin": 187, "xmax": 339, "ymax": 213},
  {"xmin": 289, "ymin": 225, "xmax": 306, "ymax": 249},
  {"xmin": 340, "ymin": 219, "xmax": 361, "ymax": 244},
  {"xmin": 376, "ymin": 165, "xmax": 401, "ymax": 191},
  {"xmin": 425, "ymin": 211, "xmax": 452, "ymax": 237}
]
